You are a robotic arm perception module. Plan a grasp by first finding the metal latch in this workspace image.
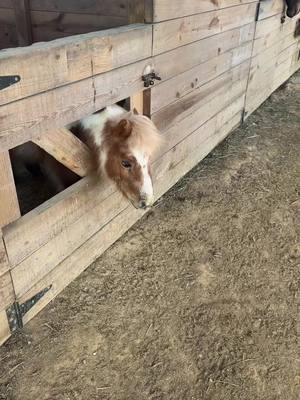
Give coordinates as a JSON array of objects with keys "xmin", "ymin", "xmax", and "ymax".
[
  {"xmin": 142, "ymin": 72, "xmax": 161, "ymax": 87},
  {"xmin": 6, "ymin": 285, "xmax": 52, "ymax": 332},
  {"xmin": 0, "ymin": 75, "xmax": 21, "ymax": 91}
]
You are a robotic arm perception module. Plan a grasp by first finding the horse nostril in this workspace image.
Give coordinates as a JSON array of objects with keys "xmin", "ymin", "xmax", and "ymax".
[{"xmin": 140, "ymin": 200, "xmax": 147, "ymax": 209}]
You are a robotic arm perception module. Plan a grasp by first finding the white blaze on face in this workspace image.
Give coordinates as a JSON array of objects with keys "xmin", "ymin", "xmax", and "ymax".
[{"xmin": 132, "ymin": 149, "xmax": 154, "ymax": 206}]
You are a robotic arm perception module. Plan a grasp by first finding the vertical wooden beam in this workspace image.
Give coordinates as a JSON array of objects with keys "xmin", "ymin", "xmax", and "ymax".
[
  {"xmin": 0, "ymin": 151, "xmax": 20, "ymax": 346},
  {"xmin": 12, "ymin": 0, "xmax": 33, "ymax": 46},
  {"xmin": 0, "ymin": 151, "xmax": 21, "ymax": 228},
  {"xmin": 130, "ymin": 91, "xmax": 144, "ymax": 114},
  {"xmin": 0, "ymin": 310, "xmax": 11, "ymax": 346},
  {"xmin": 128, "ymin": 0, "xmax": 145, "ymax": 23},
  {"xmin": 131, "ymin": 89, "xmax": 152, "ymax": 117}
]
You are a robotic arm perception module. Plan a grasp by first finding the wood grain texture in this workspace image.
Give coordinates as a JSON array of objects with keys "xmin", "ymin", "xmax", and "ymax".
[
  {"xmin": 148, "ymin": 0, "xmax": 258, "ymax": 22},
  {"xmin": 3, "ymin": 177, "xmax": 114, "ymax": 266},
  {"xmin": 0, "ymin": 0, "xmax": 129, "ymax": 16},
  {"xmin": 33, "ymin": 128, "xmax": 91, "ymax": 177},
  {"xmin": 152, "ymin": 3, "xmax": 258, "ymax": 55},
  {"xmin": 0, "ymin": 152, "xmax": 20, "ymax": 228},
  {"xmin": 152, "ymin": 60, "xmax": 250, "ymax": 132},
  {"xmin": 0, "ymin": 57, "xmax": 153, "ymax": 151},
  {"xmin": 30, "ymin": 10, "xmax": 127, "ymax": 42},
  {"xmin": 245, "ymin": 11, "xmax": 300, "ymax": 117},
  {"xmin": 151, "ymin": 42, "xmax": 252, "ymax": 113},
  {"xmin": 0, "ymin": 24, "xmax": 152, "ymax": 106},
  {"xmin": 253, "ymin": 18, "xmax": 298, "ymax": 57},
  {"xmin": 130, "ymin": 91, "xmax": 144, "ymax": 114},
  {"xmin": 258, "ymin": 0, "xmax": 285, "ymax": 21},
  {"xmin": 11, "ymin": 0, "xmax": 32, "ymax": 45},
  {"xmin": 0, "ymin": 232, "xmax": 9, "ymax": 278},
  {"xmin": 0, "ymin": 310, "xmax": 11, "ymax": 346},
  {"xmin": 128, "ymin": 0, "xmax": 144, "ymax": 23},
  {"xmin": 152, "ymin": 24, "xmax": 255, "ymax": 82},
  {"xmin": 0, "ymin": 271, "xmax": 14, "ymax": 311}
]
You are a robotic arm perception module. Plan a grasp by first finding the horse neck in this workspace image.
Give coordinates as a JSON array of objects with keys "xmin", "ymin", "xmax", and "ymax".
[
  {"xmin": 79, "ymin": 105, "xmax": 126, "ymax": 175},
  {"xmin": 80, "ymin": 105, "xmax": 126, "ymax": 148}
]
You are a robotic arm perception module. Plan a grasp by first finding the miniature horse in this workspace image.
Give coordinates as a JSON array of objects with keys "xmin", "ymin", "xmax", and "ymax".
[{"xmin": 10, "ymin": 105, "xmax": 161, "ymax": 210}]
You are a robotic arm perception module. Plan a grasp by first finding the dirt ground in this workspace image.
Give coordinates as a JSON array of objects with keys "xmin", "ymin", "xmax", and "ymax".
[{"xmin": 1, "ymin": 73, "xmax": 300, "ymax": 400}]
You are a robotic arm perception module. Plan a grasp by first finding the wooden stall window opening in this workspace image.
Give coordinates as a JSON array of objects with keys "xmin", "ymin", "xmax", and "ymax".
[{"xmin": 7, "ymin": 93, "xmax": 148, "ymax": 217}]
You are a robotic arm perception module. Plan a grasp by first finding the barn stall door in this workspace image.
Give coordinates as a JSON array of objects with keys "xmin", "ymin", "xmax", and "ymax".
[{"xmin": 244, "ymin": 0, "xmax": 300, "ymax": 117}]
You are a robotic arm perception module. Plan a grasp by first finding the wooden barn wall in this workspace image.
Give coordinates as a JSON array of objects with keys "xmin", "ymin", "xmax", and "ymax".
[
  {"xmin": 0, "ymin": 0, "xmax": 130, "ymax": 49},
  {"xmin": 0, "ymin": 0, "xmax": 299, "ymax": 344},
  {"xmin": 244, "ymin": 0, "xmax": 300, "ymax": 116}
]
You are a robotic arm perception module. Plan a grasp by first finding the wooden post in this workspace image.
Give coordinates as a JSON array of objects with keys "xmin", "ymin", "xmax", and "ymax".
[
  {"xmin": 0, "ymin": 151, "xmax": 20, "ymax": 228},
  {"xmin": 0, "ymin": 151, "xmax": 20, "ymax": 345},
  {"xmin": 128, "ymin": 0, "xmax": 145, "ymax": 23},
  {"xmin": 130, "ymin": 91, "xmax": 144, "ymax": 114},
  {"xmin": 11, "ymin": 0, "xmax": 33, "ymax": 46},
  {"xmin": 130, "ymin": 89, "xmax": 154, "ymax": 117}
]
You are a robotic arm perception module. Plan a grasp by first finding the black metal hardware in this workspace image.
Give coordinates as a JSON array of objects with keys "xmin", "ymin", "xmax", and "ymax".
[
  {"xmin": 0, "ymin": 75, "xmax": 21, "ymax": 91},
  {"xmin": 142, "ymin": 72, "xmax": 161, "ymax": 88},
  {"xmin": 6, "ymin": 285, "xmax": 52, "ymax": 332},
  {"xmin": 255, "ymin": 2, "xmax": 261, "ymax": 21}
]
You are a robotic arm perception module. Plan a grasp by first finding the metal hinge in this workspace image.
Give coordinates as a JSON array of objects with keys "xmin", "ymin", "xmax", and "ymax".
[
  {"xmin": 0, "ymin": 75, "xmax": 21, "ymax": 91},
  {"xmin": 6, "ymin": 285, "xmax": 52, "ymax": 333},
  {"xmin": 255, "ymin": 2, "xmax": 261, "ymax": 21}
]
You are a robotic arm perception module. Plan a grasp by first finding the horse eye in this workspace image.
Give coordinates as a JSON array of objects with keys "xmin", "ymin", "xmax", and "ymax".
[{"xmin": 121, "ymin": 160, "xmax": 132, "ymax": 169}]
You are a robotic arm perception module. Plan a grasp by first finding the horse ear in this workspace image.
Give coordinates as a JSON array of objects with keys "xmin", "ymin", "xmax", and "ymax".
[
  {"xmin": 132, "ymin": 107, "xmax": 139, "ymax": 115},
  {"xmin": 117, "ymin": 119, "xmax": 132, "ymax": 139}
]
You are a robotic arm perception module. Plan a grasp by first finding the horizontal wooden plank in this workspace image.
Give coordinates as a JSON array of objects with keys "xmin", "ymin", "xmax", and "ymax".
[
  {"xmin": 0, "ymin": 309, "xmax": 11, "ymax": 346},
  {"xmin": 11, "ymin": 189, "xmax": 127, "ymax": 297},
  {"xmin": 247, "ymin": 38, "xmax": 300, "ymax": 98},
  {"xmin": 258, "ymin": 0, "xmax": 284, "ymax": 20},
  {"xmin": 0, "ymin": 271, "xmax": 14, "ymax": 311},
  {"xmin": 152, "ymin": 60, "xmax": 250, "ymax": 132},
  {"xmin": 156, "ymin": 78, "xmax": 248, "ymax": 159},
  {"xmin": 0, "ymin": 57, "xmax": 152, "ymax": 151},
  {"xmin": 253, "ymin": 17, "xmax": 298, "ymax": 57},
  {"xmin": 245, "ymin": 45, "xmax": 300, "ymax": 116},
  {"xmin": 148, "ymin": 0, "xmax": 258, "ymax": 22},
  {"xmin": 0, "ymin": 151, "xmax": 20, "ymax": 228},
  {"xmin": 31, "ymin": 10, "xmax": 127, "ymax": 42},
  {"xmin": 18, "ymin": 106, "xmax": 242, "ymax": 323},
  {"xmin": 152, "ymin": 3, "xmax": 258, "ymax": 55},
  {"xmin": 33, "ymin": 128, "xmax": 91, "ymax": 177},
  {"xmin": 152, "ymin": 23, "xmax": 255, "ymax": 81},
  {"xmin": 3, "ymin": 177, "xmax": 115, "ymax": 266},
  {"xmin": 0, "ymin": 24, "xmax": 152, "ymax": 106},
  {"xmin": 151, "ymin": 42, "xmax": 252, "ymax": 113},
  {"xmin": 0, "ymin": 0, "xmax": 128, "ymax": 17},
  {"xmin": 254, "ymin": 13, "xmax": 284, "ymax": 39}
]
